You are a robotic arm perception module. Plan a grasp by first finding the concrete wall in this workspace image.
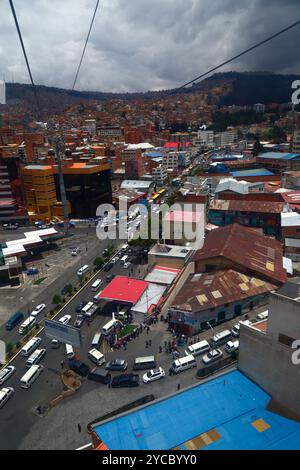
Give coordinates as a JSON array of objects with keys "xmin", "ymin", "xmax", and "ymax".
[
  {"xmin": 268, "ymin": 293, "xmax": 300, "ymax": 340},
  {"xmin": 239, "ymin": 324, "xmax": 300, "ymax": 416},
  {"xmin": 161, "ymin": 262, "xmax": 194, "ymax": 315}
]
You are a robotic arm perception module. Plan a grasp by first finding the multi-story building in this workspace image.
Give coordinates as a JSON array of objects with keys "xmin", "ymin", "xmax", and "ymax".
[
  {"xmin": 151, "ymin": 165, "xmax": 168, "ymax": 185},
  {"xmin": 162, "ymin": 152, "xmax": 179, "ymax": 171},
  {"xmin": 215, "ymin": 130, "xmax": 236, "ymax": 148},
  {"xmin": 194, "ymin": 130, "xmax": 214, "ymax": 148},
  {"xmin": 21, "ymin": 160, "xmax": 112, "ymax": 221},
  {"xmin": 123, "ymin": 148, "xmax": 144, "ymax": 179}
]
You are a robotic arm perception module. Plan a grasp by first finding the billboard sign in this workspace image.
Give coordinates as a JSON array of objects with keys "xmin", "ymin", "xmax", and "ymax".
[{"xmin": 44, "ymin": 319, "xmax": 82, "ymax": 347}]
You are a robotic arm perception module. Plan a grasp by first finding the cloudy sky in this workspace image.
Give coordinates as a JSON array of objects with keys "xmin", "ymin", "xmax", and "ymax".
[{"xmin": 0, "ymin": 0, "xmax": 299, "ymax": 92}]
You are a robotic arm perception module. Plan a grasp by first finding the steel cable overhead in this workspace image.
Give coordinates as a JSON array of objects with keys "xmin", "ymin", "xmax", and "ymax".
[
  {"xmin": 9, "ymin": 0, "xmax": 41, "ymax": 115},
  {"xmin": 174, "ymin": 19, "xmax": 300, "ymax": 92},
  {"xmin": 72, "ymin": 0, "xmax": 100, "ymax": 90}
]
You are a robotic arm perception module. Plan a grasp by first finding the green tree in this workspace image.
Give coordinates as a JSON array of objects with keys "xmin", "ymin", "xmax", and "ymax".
[
  {"xmin": 252, "ymin": 140, "xmax": 264, "ymax": 157},
  {"xmin": 52, "ymin": 294, "xmax": 62, "ymax": 305},
  {"xmin": 94, "ymin": 257, "xmax": 104, "ymax": 269}
]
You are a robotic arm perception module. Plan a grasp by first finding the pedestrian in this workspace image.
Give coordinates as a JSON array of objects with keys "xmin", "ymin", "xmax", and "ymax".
[
  {"xmin": 60, "ymin": 360, "xmax": 64, "ymax": 369},
  {"xmin": 159, "ymin": 345, "xmax": 162, "ymax": 353},
  {"xmin": 149, "ymin": 339, "xmax": 152, "ymax": 347},
  {"xmin": 146, "ymin": 340, "xmax": 148, "ymax": 348},
  {"xmin": 78, "ymin": 423, "xmax": 82, "ymax": 433},
  {"xmin": 177, "ymin": 383, "xmax": 181, "ymax": 391}
]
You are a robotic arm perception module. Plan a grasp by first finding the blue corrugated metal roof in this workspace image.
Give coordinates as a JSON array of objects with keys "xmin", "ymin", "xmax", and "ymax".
[
  {"xmin": 93, "ymin": 370, "xmax": 300, "ymax": 450},
  {"xmin": 231, "ymin": 168, "xmax": 274, "ymax": 177},
  {"xmin": 258, "ymin": 152, "xmax": 300, "ymax": 160},
  {"xmin": 145, "ymin": 152, "xmax": 163, "ymax": 158}
]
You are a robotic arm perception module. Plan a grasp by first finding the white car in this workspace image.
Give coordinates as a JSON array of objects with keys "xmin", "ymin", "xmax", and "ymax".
[
  {"xmin": 111, "ymin": 257, "xmax": 119, "ymax": 264},
  {"xmin": 58, "ymin": 315, "xmax": 71, "ymax": 325},
  {"xmin": 0, "ymin": 387, "xmax": 14, "ymax": 408},
  {"xmin": 202, "ymin": 349, "xmax": 223, "ymax": 365},
  {"xmin": 231, "ymin": 320, "xmax": 252, "ymax": 337},
  {"xmin": 256, "ymin": 310, "xmax": 268, "ymax": 321},
  {"xmin": 224, "ymin": 340, "xmax": 239, "ymax": 354},
  {"xmin": 123, "ymin": 262, "xmax": 132, "ymax": 269},
  {"xmin": 31, "ymin": 304, "xmax": 46, "ymax": 317},
  {"xmin": 143, "ymin": 367, "xmax": 165, "ymax": 384},
  {"xmin": 71, "ymin": 247, "xmax": 80, "ymax": 256},
  {"xmin": 0, "ymin": 366, "xmax": 16, "ymax": 385}
]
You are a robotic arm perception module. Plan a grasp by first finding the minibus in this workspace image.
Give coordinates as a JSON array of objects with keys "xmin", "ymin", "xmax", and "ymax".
[
  {"xmin": 20, "ymin": 365, "xmax": 44, "ymax": 389},
  {"xmin": 88, "ymin": 349, "xmax": 106, "ymax": 366},
  {"xmin": 91, "ymin": 279, "xmax": 103, "ymax": 292},
  {"xmin": 91, "ymin": 332, "xmax": 102, "ymax": 348},
  {"xmin": 185, "ymin": 340, "xmax": 210, "ymax": 357},
  {"xmin": 171, "ymin": 355, "xmax": 196, "ymax": 374},
  {"xmin": 120, "ymin": 255, "xmax": 129, "ymax": 265},
  {"xmin": 102, "ymin": 318, "xmax": 121, "ymax": 336},
  {"xmin": 6, "ymin": 311, "xmax": 24, "ymax": 331},
  {"xmin": 21, "ymin": 337, "xmax": 42, "ymax": 357},
  {"xmin": 65, "ymin": 344, "xmax": 75, "ymax": 359},
  {"xmin": 18, "ymin": 316, "xmax": 36, "ymax": 335},
  {"xmin": 77, "ymin": 265, "xmax": 89, "ymax": 276},
  {"xmin": 133, "ymin": 356, "xmax": 156, "ymax": 371},
  {"xmin": 26, "ymin": 348, "xmax": 46, "ymax": 368},
  {"xmin": 210, "ymin": 329, "xmax": 232, "ymax": 348}
]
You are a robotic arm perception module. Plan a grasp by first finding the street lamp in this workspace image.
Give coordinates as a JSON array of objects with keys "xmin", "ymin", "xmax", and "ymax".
[{"xmin": 206, "ymin": 321, "xmax": 215, "ymax": 336}]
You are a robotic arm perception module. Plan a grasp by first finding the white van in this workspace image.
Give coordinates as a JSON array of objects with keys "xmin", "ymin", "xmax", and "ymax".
[
  {"xmin": 185, "ymin": 340, "xmax": 210, "ymax": 357},
  {"xmin": 210, "ymin": 329, "xmax": 232, "ymax": 348},
  {"xmin": 121, "ymin": 243, "xmax": 128, "ymax": 252},
  {"xmin": 20, "ymin": 365, "xmax": 44, "ymax": 389},
  {"xmin": 26, "ymin": 348, "xmax": 46, "ymax": 368},
  {"xmin": 65, "ymin": 344, "xmax": 75, "ymax": 359},
  {"xmin": 77, "ymin": 264, "xmax": 89, "ymax": 276},
  {"xmin": 120, "ymin": 255, "xmax": 129, "ymax": 265},
  {"xmin": 91, "ymin": 332, "xmax": 102, "ymax": 348},
  {"xmin": 18, "ymin": 316, "xmax": 36, "ymax": 335},
  {"xmin": 91, "ymin": 279, "xmax": 103, "ymax": 292},
  {"xmin": 21, "ymin": 337, "xmax": 42, "ymax": 357},
  {"xmin": 256, "ymin": 310, "xmax": 269, "ymax": 321},
  {"xmin": 88, "ymin": 348, "xmax": 105, "ymax": 366},
  {"xmin": 171, "ymin": 355, "xmax": 196, "ymax": 374},
  {"xmin": 81, "ymin": 301, "xmax": 94, "ymax": 314},
  {"xmin": 102, "ymin": 318, "xmax": 121, "ymax": 336}
]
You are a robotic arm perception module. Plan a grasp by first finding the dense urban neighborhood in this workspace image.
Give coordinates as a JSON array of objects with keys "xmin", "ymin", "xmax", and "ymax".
[{"xmin": 0, "ymin": 0, "xmax": 300, "ymax": 455}]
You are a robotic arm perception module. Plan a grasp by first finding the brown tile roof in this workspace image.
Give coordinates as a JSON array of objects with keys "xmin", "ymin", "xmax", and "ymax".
[
  {"xmin": 171, "ymin": 270, "xmax": 277, "ymax": 313},
  {"xmin": 193, "ymin": 223, "xmax": 286, "ymax": 284}
]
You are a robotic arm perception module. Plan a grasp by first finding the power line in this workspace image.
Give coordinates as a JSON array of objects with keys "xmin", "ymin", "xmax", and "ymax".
[
  {"xmin": 175, "ymin": 19, "xmax": 300, "ymax": 91},
  {"xmin": 9, "ymin": 0, "xmax": 41, "ymax": 114},
  {"xmin": 72, "ymin": 0, "xmax": 100, "ymax": 91}
]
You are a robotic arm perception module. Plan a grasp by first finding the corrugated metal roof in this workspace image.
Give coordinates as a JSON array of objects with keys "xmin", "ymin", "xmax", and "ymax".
[
  {"xmin": 193, "ymin": 223, "xmax": 286, "ymax": 284},
  {"xmin": 209, "ymin": 199, "xmax": 284, "ymax": 214},
  {"xmin": 231, "ymin": 168, "xmax": 274, "ymax": 177},
  {"xmin": 281, "ymin": 212, "xmax": 300, "ymax": 227},
  {"xmin": 171, "ymin": 269, "xmax": 277, "ymax": 313},
  {"xmin": 257, "ymin": 152, "xmax": 300, "ymax": 161}
]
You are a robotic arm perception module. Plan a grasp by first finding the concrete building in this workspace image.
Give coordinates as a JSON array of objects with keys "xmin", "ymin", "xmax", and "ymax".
[
  {"xmin": 254, "ymin": 103, "xmax": 266, "ymax": 113},
  {"xmin": 151, "ymin": 165, "xmax": 168, "ymax": 185},
  {"xmin": 239, "ymin": 279, "xmax": 300, "ymax": 420},
  {"xmin": 215, "ymin": 131, "xmax": 236, "ymax": 148},
  {"xmin": 257, "ymin": 152, "xmax": 300, "ymax": 172},
  {"xmin": 194, "ymin": 130, "xmax": 214, "ymax": 148}
]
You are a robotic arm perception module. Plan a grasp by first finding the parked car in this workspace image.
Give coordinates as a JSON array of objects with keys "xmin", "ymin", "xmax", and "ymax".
[
  {"xmin": 224, "ymin": 340, "xmax": 239, "ymax": 354},
  {"xmin": 31, "ymin": 304, "xmax": 46, "ymax": 317},
  {"xmin": 74, "ymin": 314, "xmax": 85, "ymax": 328},
  {"xmin": 75, "ymin": 300, "xmax": 87, "ymax": 313},
  {"xmin": 106, "ymin": 274, "xmax": 115, "ymax": 282},
  {"xmin": 0, "ymin": 387, "xmax": 14, "ymax": 408},
  {"xmin": 256, "ymin": 310, "xmax": 269, "ymax": 321},
  {"xmin": 111, "ymin": 374, "xmax": 139, "ymax": 388},
  {"xmin": 143, "ymin": 367, "xmax": 165, "ymax": 384},
  {"xmin": 202, "ymin": 349, "xmax": 223, "ymax": 365},
  {"xmin": 3, "ymin": 223, "xmax": 19, "ymax": 230},
  {"xmin": 103, "ymin": 262, "xmax": 113, "ymax": 272},
  {"xmin": 110, "ymin": 256, "xmax": 119, "ymax": 264},
  {"xmin": 71, "ymin": 247, "xmax": 81, "ymax": 256},
  {"xmin": 105, "ymin": 359, "xmax": 128, "ymax": 372},
  {"xmin": 0, "ymin": 366, "xmax": 16, "ymax": 385},
  {"xmin": 58, "ymin": 314, "xmax": 71, "ymax": 325},
  {"xmin": 68, "ymin": 359, "xmax": 90, "ymax": 377},
  {"xmin": 123, "ymin": 262, "xmax": 132, "ymax": 269},
  {"xmin": 51, "ymin": 339, "xmax": 60, "ymax": 349},
  {"xmin": 26, "ymin": 267, "xmax": 39, "ymax": 276}
]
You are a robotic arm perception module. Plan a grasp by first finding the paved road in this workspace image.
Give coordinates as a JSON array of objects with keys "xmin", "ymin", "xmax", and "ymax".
[{"xmin": 0, "ymin": 245, "xmax": 146, "ymax": 449}]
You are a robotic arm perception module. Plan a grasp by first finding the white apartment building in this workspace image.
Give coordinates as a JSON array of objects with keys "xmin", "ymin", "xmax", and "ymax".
[
  {"xmin": 162, "ymin": 152, "xmax": 179, "ymax": 170},
  {"xmin": 152, "ymin": 165, "xmax": 168, "ymax": 185},
  {"xmin": 194, "ymin": 130, "xmax": 214, "ymax": 148}
]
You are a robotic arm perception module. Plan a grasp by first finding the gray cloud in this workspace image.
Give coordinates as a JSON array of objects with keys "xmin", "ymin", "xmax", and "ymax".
[{"xmin": 0, "ymin": 0, "xmax": 299, "ymax": 92}]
